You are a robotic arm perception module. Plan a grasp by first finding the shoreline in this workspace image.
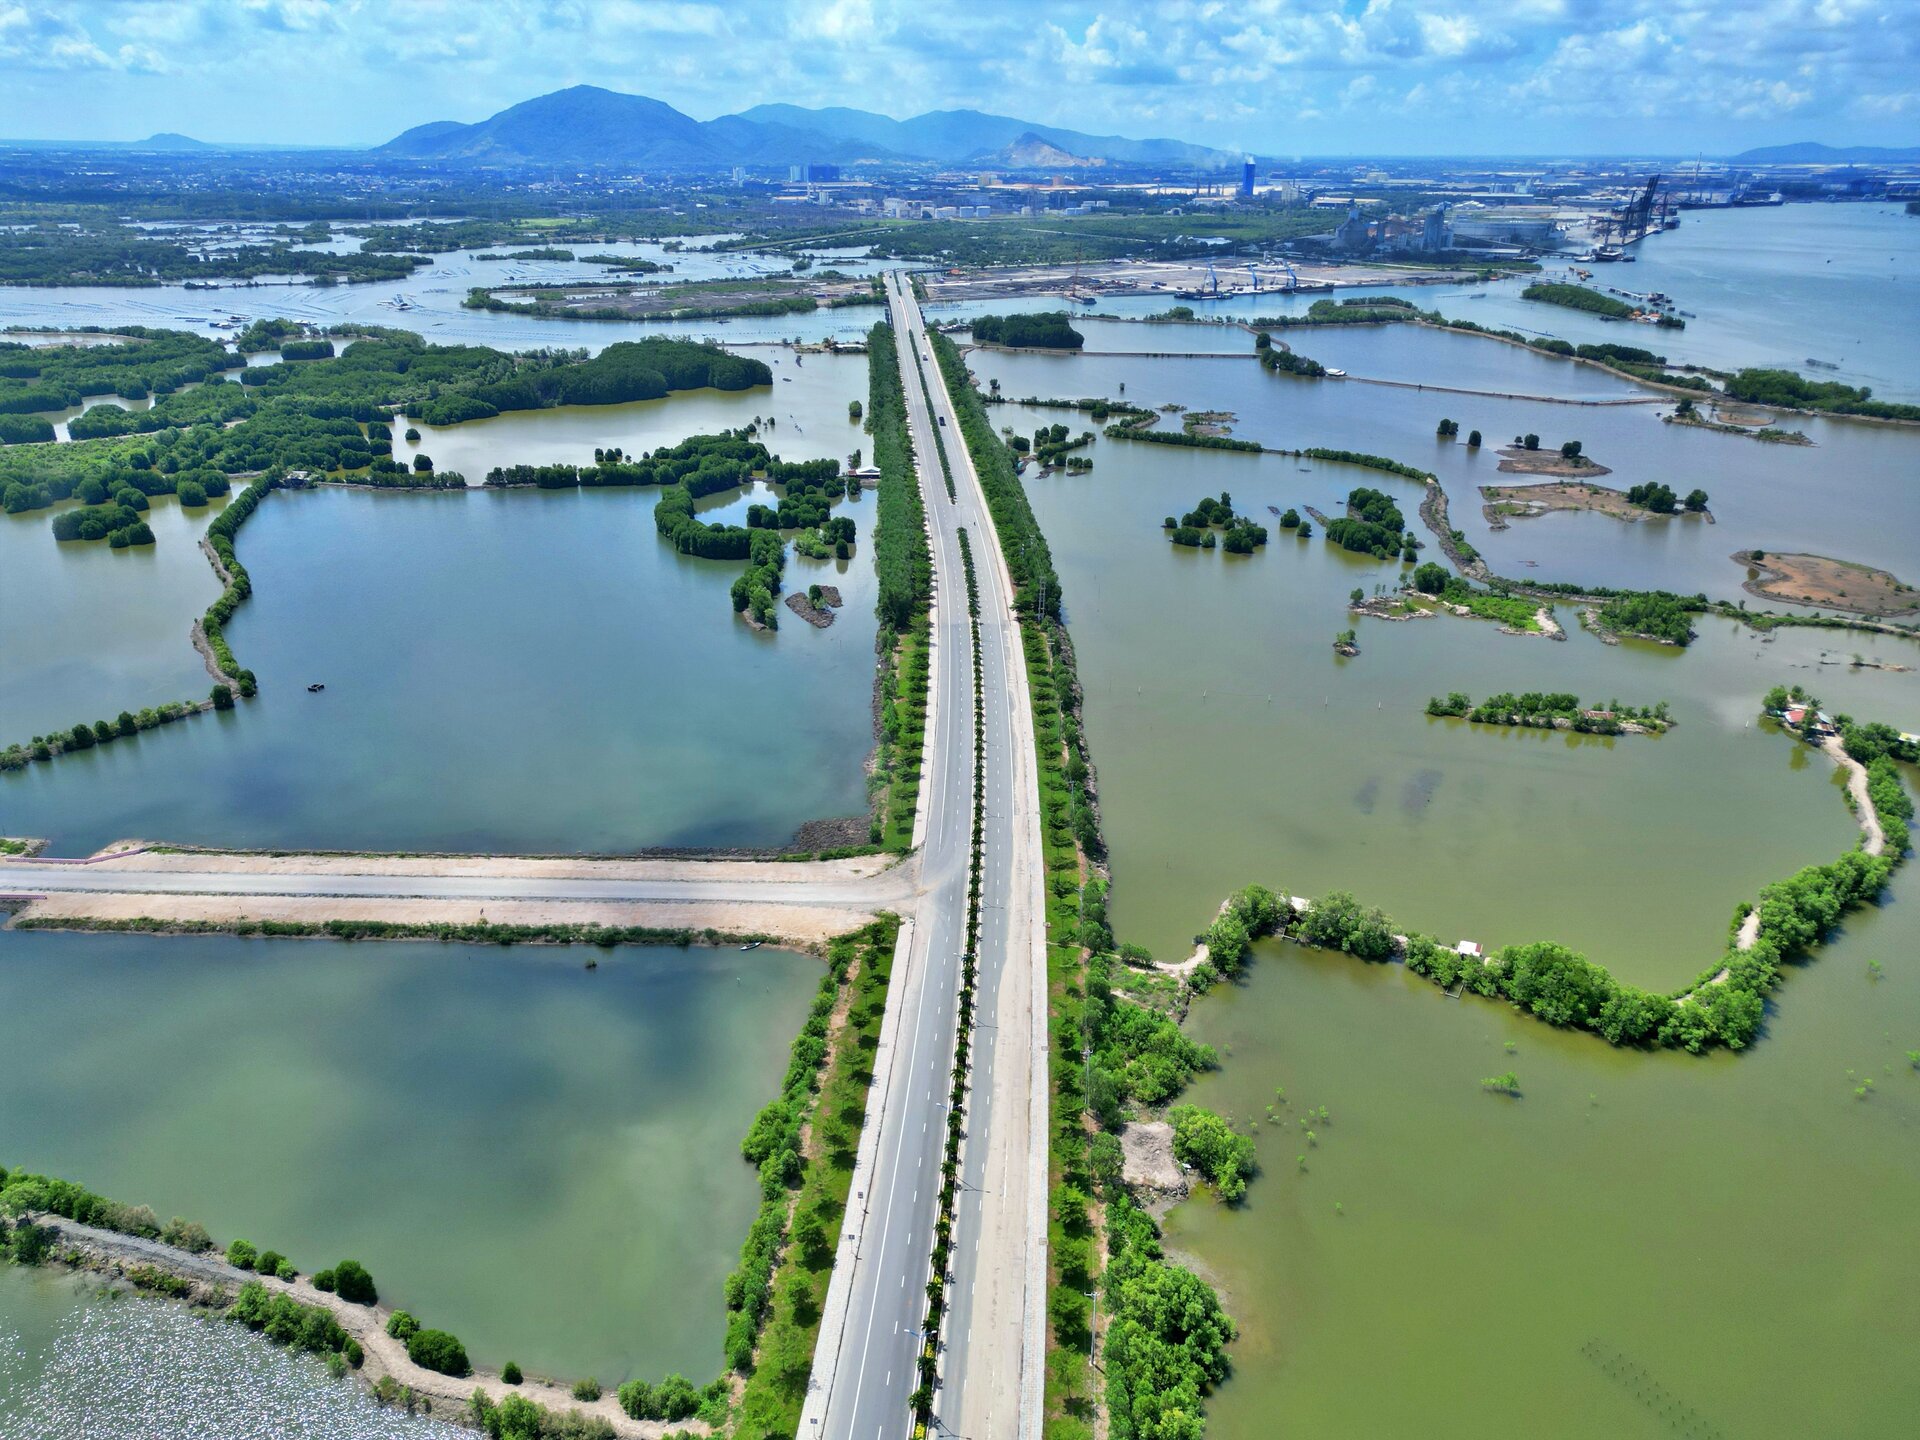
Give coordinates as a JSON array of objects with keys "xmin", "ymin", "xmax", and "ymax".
[{"xmin": 22, "ymin": 1215, "xmax": 685, "ymax": 1438}]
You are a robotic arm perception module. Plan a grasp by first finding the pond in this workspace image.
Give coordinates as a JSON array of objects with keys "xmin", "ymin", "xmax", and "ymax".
[
  {"xmin": 2, "ymin": 359, "xmax": 878, "ymax": 855},
  {"xmin": 0, "ymin": 928, "xmax": 817, "ymax": 1385}
]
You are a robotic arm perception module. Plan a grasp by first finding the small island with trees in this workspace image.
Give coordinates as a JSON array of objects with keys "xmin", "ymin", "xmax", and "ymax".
[
  {"xmin": 1425, "ymin": 690, "xmax": 1672, "ymax": 735},
  {"xmin": 1522, "ymin": 281, "xmax": 1684, "ymax": 328},
  {"xmin": 1164, "ymin": 491, "xmax": 1269, "ymax": 552},
  {"xmin": 967, "ymin": 311, "xmax": 1085, "ymax": 350},
  {"xmin": 1494, "ymin": 436, "xmax": 1610, "ymax": 478},
  {"xmin": 1481, "ymin": 479, "xmax": 1708, "ymax": 528},
  {"xmin": 1325, "ymin": 486, "xmax": 1419, "ymax": 562}
]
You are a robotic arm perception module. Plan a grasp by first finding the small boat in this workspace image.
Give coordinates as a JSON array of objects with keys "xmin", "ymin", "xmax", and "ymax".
[
  {"xmin": 307, "ymin": 683, "xmax": 325, "ymax": 693},
  {"xmin": 1325, "ymin": 367, "xmax": 1347, "ymax": 378},
  {"xmin": 740, "ymin": 940, "xmax": 762, "ymax": 951}
]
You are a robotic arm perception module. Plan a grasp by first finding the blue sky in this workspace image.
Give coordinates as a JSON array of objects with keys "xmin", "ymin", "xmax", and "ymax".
[{"xmin": 0, "ymin": 0, "xmax": 1914, "ymax": 155}]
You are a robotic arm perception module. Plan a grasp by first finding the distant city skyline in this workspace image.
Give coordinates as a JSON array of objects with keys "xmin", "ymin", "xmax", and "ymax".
[{"xmin": 0, "ymin": 0, "xmax": 1914, "ymax": 157}]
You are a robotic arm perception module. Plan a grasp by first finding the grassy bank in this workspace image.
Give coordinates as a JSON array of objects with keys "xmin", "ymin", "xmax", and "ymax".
[{"xmin": 735, "ymin": 918, "xmax": 900, "ymax": 1438}]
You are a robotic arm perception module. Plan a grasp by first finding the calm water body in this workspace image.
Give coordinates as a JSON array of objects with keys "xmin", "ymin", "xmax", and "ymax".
[
  {"xmin": 1, "ymin": 361, "xmax": 876, "ymax": 853},
  {"xmin": 0, "ymin": 236, "xmax": 894, "ymax": 354},
  {"xmin": 0, "ymin": 929, "xmax": 816, "ymax": 1384},
  {"xmin": 972, "ymin": 319, "xmax": 1920, "ymax": 602},
  {"xmin": 966, "ymin": 341, "xmax": 1920, "ymax": 1436},
  {"xmin": 1080, "ymin": 203, "xmax": 1920, "ymax": 403},
  {"xmin": 0, "ymin": 491, "xmax": 231, "ymax": 740}
]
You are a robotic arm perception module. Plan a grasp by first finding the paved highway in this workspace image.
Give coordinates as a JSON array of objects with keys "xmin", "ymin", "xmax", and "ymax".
[{"xmin": 804, "ymin": 277, "xmax": 1045, "ymax": 1437}]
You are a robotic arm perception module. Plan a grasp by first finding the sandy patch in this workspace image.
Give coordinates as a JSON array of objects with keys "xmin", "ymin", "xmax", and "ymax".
[
  {"xmin": 1735, "ymin": 551, "xmax": 1920, "ymax": 618},
  {"xmin": 12, "ymin": 894, "xmax": 880, "ymax": 948},
  {"xmin": 1481, "ymin": 480, "xmax": 1705, "ymax": 527},
  {"xmin": 1119, "ymin": 1121, "xmax": 1188, "ymax": 1213},
  {"xmin": 1494, "ymin": 447, "xmax": 1612, "ymax": 479}
]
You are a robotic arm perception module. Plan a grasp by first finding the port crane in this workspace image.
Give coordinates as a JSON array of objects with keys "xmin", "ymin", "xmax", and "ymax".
[{"xmin": 1175, "ymin": 259, "xmax": 1225, "ymax": 301}]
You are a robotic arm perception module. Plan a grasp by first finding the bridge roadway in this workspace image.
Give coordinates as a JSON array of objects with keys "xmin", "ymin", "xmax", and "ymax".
[{"xmin": 801, "ymin": 276, "xmax": 1046, "ymax": 1438}]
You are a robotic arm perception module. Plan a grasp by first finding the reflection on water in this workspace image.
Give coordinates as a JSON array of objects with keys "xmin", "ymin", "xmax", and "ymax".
[{"xmin": 0, "ymin": 931, "xmax": 816, "ymax": 1381}]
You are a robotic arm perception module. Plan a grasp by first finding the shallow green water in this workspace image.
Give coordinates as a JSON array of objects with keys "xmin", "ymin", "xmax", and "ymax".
[
  {"xmin": 1164, "ymin": 895, "xmax": 1920, "ymax": 1440},
  {"xmin": 980, "ymin": 343, "xmax": 1920, "ymax": 1435},
  {"xmin": 0, "ymin": 929, "xmax": 816, "ymax": 1384},
  {"xmin": 0, "ymin": 357, "xmax": 877, "ymax": 853},
  {"xmin": 1002, "ymin": 407, "xmax": 1917, "ymax": 968}
]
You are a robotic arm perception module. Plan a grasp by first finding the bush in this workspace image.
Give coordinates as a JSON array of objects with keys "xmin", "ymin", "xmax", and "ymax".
[
  {"xmin": 163, "ymin": 1217, "xmax": 212, "ymax": 1253},
  {"xmin": 386, "ymin": 1310, "xmax": 420, "ymax": 1341},
  {"xmin": 618, "ymin": 1373, "xmax": 701, "ymax": 1421},
  {"xmin": 312, "ymin": 1268, "xmax": 335, "ymax": 1292},
  {"xmin": 572, "ymin": 1377, "xmax": 601, "ymax": 1402},
  {"xmin": 502, "ymin": 1360, "xmax": 523, "ymax": 1385},
  {"xmin": 406, "ymin": 1328, "xmax": 471, "ymax": 1377},
  {"xmin": 226, "ymin": 1238, "xmax": 258, "ymax": 1271},
  {"xmin": 1169, "ymin": 1105, "xmax": 1257, "ymax": 1202},
  {"xmin": 330, "ymin": 1259, "xmax": 376, "ymax": 1304},
  {"xmin": 1300, "ymin": 890, "xmax": 1397, "ymax": 959}
]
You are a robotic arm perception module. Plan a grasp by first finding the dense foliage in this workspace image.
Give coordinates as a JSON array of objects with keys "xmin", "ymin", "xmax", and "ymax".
[
  {"xmin": 1165, "ymin": 491, "xmax": 1268, "ymax": 552},
  {"xmin": 1426, "ymin": 691, "xmax": 1671, "ymax": 734},
  {"xmin": 1325, "ymin": 485, "xmax": 1413, "ymax": 561},
  {"xmin": 1724, "ymin": 368, "xmax": 1920, "ymax": 422},
  {"xmin": 1167, "ymin": 1106, "xmax": 1256, "ymax": 1202},
  {"xmin": 1102, "ymin": 1194, "xmax": 1236, "ymax": 1440},
  {"xmin": 1259, "ymin": 345, "xmax": 1326, "ymax": 377},
  {"xmin": 1592, "ymin": 589, "xmax": 1704, "ymax": 645},
  {"xmin": 0, "ymin": 222, "xmax": 428, "ymax": 287},
  {"xmin": 0, "ymin": 328, "xmax": 243, "ymax": 420},
  {"xmin": 866, "ymin": 322, "xmax": 933, "ymax": 631},
  {"xmin": 228, "ymin": 1281, "xmax": 350, "ymax": 1356},
  {"xmin": 969, "ymin": 311, "xmax": 1085, "ymax": 350},
  {"xmin": 1520, "ymin": 282, "xmax": 1635, "ymax": 320}
]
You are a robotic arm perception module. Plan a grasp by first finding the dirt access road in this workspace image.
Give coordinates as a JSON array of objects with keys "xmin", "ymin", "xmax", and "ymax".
[{"xmin": 0, "ymin": 848, "xmax": 918, "ymax": 947}]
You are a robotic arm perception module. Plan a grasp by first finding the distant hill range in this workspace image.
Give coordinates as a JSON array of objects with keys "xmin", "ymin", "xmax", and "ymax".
[
  {"xmin": 378, "ymin": 85, "xmax": 1233, "ymax": 170},
  {"xmin": 1730, "ymin": 141, "xmax": 1920, "ymax": 165},
  {"xmin": 127, "ymin": 132, "xmax": 214, "ymax": 152}
]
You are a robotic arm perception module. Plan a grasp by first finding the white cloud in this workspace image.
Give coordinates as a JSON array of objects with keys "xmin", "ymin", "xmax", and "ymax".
[{"xmin": 0, "ymin": 0, "xmax": 1912, "ymax": 152}]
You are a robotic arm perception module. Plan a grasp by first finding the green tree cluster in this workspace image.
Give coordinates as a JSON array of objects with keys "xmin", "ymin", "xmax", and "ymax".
[
  {"xmin": 1102, "ymin": 1194, "xmax": 1236, "ymax": 1440},
  {"xmin": 968, "ymin": 311, "xmax": 1086, "ymax": 349}
]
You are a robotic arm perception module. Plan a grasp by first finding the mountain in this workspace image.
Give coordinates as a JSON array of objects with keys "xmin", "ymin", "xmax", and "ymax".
[
  {"xmin": 378, "ymin": 85, "xmax": 889, "ymax": 168},
  {"xmin": 986, "ymin": 132, "xmax": 1098, "ymax": 170},
  {"xmin": 128, "ymin": 132, "xmax": 213, "ymax": 151},
  {"xmin": 1730, "ymin": 141, "xmax": 1920, "ymax": 165},
  {"xmin": 729, "ymin": 102, "xmax": 1231, "ymax": 167},
  {"xmin": 375, "ymin": 86, "xmax": 1232, "ymax": 170}
]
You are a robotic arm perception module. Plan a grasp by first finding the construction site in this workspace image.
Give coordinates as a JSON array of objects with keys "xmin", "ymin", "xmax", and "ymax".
[{"xmin": 915, "ymin": 254, "xmax": 1492, "ymax": 304}]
